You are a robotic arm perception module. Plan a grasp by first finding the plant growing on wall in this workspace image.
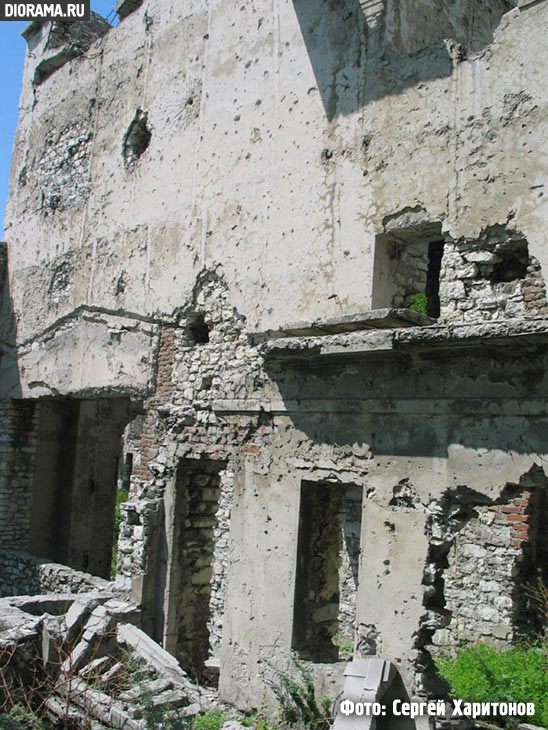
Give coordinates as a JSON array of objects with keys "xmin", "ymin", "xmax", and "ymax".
[
  {"xmin": 264, "ymin": 661, "xmax": 332, "ymax": 729},
  {"xmin": 408, "ymin": 292, "xmax": 427, "ymax": 315}
]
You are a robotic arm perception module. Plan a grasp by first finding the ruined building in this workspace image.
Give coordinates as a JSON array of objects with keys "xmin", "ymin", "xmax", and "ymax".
[{"xmin": 1, "ymin": 0, "xmax": 548, "ymax": 718}]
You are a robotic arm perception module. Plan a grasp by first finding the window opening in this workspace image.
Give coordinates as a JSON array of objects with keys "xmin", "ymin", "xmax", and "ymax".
[
  {"xmin": 166, "ymin": 458, "xmax": 225, "ymax": 677},
  {"xmin": 292, "ymin": 481, "xmax": 363, "ymax": 662},
  {"xmin": 372, "ymin": 221, "xmax": 444, "ymax": 319}
]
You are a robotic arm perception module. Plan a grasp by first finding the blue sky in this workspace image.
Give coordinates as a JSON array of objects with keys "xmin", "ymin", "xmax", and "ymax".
[{"xmin": 0, "ymin": 1, "xmax": 118, "ymax": 236}]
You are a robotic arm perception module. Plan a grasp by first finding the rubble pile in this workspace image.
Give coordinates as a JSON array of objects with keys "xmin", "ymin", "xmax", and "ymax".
[{"xmin": 0, "ymin": 594, "xmax": 203, "ymax": 729}]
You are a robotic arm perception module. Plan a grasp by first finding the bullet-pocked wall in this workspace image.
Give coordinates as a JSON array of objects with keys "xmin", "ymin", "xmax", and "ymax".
[
  {"xmin": 218, "ymin": 342, "xmax": 548, "ymax": 706},
  {"xmin": 4, "ymin": 0, "xmax": 548, "ymax": 366},
  {"xmin": 2, "ymin": 0, "xmax": 548, "ymax": 716}
]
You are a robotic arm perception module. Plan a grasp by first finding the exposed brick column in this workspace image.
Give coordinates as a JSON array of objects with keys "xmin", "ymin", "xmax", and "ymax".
[
  {"xmin": 490, "ymin": 492, "xmax": 532, "ymax": 548},
  {"xmin": 134, "ymin": 326, "xmax": 175, "ymax": 482},
  {"xmin": 522, "ymin": 258, "xmax": 548, "ymax": 316}
]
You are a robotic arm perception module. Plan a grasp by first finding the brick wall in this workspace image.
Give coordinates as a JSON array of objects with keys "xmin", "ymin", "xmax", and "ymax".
[
  {"xmin": 490, "ymin": 492, "xmax": 531, "ymax": 549},
  {"xmin": 0, "ymin": 400, "xmax": 38, "ymax": 551},
  {"xmin": 134, "ymin": 325, "xmax": 175, "ymax": 482}
]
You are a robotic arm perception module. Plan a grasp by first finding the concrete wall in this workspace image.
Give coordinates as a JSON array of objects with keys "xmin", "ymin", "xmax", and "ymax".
[
  {"xmin": 3, "ymin": 0, "xmax": 547, "ymax": 397},
  {"xmin": 217, "ymin": 344, "xmax": 548, "ymax": 705},
  {"xmin": 2, "ymin": 0, "xmax": 548, "ymax": 716}
]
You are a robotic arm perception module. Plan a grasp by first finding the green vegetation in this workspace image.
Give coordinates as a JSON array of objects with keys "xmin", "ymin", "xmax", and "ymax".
[
  {"xmin": 408, "ymin": 292, "xmax": 427, "ymax": 315},
  {"xmin": 241, "ymin": 710, "xmax": 281, "ymax": 730},
  {"xmin": 331, "ymin": 634, "xmax": 353, "ymax": 660},
  {"xmin": 110, "ymin": 487, "xmax": 129, "ymax": 580},
  {"xmin": 142, "ymin": 703, "xmax": 191, "ymax": 730},
  {"xmin": 436, "ymin": 642, "xmax": 548, "ymax": 728},
  {"xmin": 0, "ymin": 634, "xmax": 328, "ymax": 730},
  {"xmin": 0, "ymin": 706, "xmax": 45, "ymax": 730},
  {"xmin": 141, "ymin": 707, "xmax": 272, "ymax": 730},
  {"xmin": 265, "ymin": 662, "xmax": 332, "ymax": 730},
  {"xmin": 192, "ymin": 709, "xmax": 230, "ymax": 730}
]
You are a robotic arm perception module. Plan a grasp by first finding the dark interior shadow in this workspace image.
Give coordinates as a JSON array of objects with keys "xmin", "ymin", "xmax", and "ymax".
[
  {"xmin": 0, "ymin": 242, "xmax": 21, "ymax": 399},
  {"xmin": 290, "ymin": 0, "xmax": 513, "ymax": 119}
]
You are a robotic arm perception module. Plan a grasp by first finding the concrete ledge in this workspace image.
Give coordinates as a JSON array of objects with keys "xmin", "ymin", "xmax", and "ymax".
[
  {"xmin": 259, "ymin": 317, "xmax": 548, "ymax": 361},
  {"xmin": 251, "ymin": 308, "xmax": 435, "ymax": 342}
]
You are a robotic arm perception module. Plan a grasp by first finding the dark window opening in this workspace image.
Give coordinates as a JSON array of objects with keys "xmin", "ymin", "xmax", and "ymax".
[
  {"xmin": 189, "ymin": 313, "xmax": 210, "ymax": 344},
  {"xmin": 425, "ymin": 240, "xmax": 444, "ymax": 318},
  {"xmin": 292, "ymin": 481, "xmax": 363, "ymax": 663},
  {"xmin": 372, "ymin": 221, "xmax": 445, "ymax": 319},
  {"xmin": 488, "ymin": 242, "xmax": 529, "ymax": 283}
]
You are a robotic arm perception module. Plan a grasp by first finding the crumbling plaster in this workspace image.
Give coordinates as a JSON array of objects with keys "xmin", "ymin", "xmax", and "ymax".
[
  {"xmin": 3, "ymin": 0, "xmax": 548, "ymax": 372},
  {"xmin": 2, "ymin": 0, "xmax": 548, "ymax": 720}
]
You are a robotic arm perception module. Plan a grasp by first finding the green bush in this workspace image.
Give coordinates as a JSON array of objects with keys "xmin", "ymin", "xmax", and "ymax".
[
  {"xmin": 436, "ymin": 642, "xmax": 548, "ymax": 727},
  {"xmin": 331, "ymin": 634, "xmax": 353, "ymax": 660},
  {"xmin": 192, "ymin": 709, "xmax": 229, "ymax": 730},
  {"xmin": 241, "ymin": 710, "xmax": 281, "ymax": 730},
  {"xmin": 141, "ymin": 703, "xmax": 191, "ymax": 730},
  {"xmin": 265, "ymin": 662, "xmax": 331, "ymax": 729}
]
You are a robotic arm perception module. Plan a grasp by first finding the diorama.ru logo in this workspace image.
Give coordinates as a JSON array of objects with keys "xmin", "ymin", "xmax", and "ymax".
[{"xmin": 0, "ymin": 1, "xmax": 90, "ymax": 20}]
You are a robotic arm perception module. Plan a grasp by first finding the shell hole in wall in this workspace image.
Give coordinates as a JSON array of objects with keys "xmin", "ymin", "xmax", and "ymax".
[
  {"xmin": 485, "ymin": 241, "xmax": 529, "ymax": 283},
  {"xmin": 189, "ymin": 313, "xmax": 210, "ymax": 344},
  {"xmin": 123, "ymin": 109, "xmax": 151, "ymax": 166}
]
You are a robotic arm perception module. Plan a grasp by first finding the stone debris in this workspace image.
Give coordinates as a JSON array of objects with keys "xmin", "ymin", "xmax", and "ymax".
[{"xmin": 0, "ymin": 593, "xmax": 203, "ymax": 729}]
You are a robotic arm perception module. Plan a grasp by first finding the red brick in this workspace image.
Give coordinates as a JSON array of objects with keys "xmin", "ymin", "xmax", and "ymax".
[{"xmin": 242, "ymin": 444, "xmax": 259, "ymax": 454}]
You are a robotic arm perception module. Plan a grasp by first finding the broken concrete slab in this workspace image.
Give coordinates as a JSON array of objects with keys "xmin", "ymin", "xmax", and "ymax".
[
  {"xmin": 64, "ymin": 597, "xmax": 102, "ymax": 643},
  {"xmin": 0, "ymin": 592, "xmax": 203, "ymax": 729},
  {"xmin": 116, "ymin": 622, "xmax": 200, "ymax": 699},
  {"xmin": 78, "ymin": 654, "xmax": 112, "ymax": 679},
  {"xmin": 61, "ymin": 605, "xmax": 117, "ymax": 674},
  {"xmin": 259, "ymin": 317, "xmax": 548, "ymax": 361}
]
